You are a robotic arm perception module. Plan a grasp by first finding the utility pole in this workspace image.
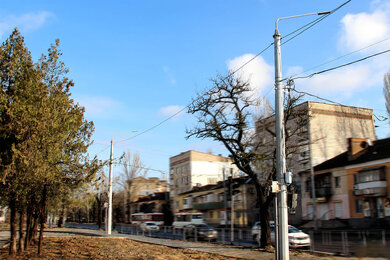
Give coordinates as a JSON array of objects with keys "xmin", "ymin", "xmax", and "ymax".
[
  {"xmin": 222, "ymin": 168, "xmax": 228, "ymax": 227},
  {"xmin": 107, "ymin": 138, "xmax": 114, "ymax": 235},
  {"xmin": 273, "ymin": 10, "xmax": 330, "ymax": 259},
  {"xmin": 273, "ymin": 24, "xmax": 289, "ymax": 260},
  {"xmin": 230, "ymin": 178, "xmax": 234, "ymax": 244}
]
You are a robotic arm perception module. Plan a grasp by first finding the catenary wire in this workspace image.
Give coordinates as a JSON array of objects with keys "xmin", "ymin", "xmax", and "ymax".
[
  {"xmin": 288, "ymin": 48, "xmax": 390, "ymax": 81},
  {"xmin": 102, "ymin": 1, "xmax": 352, "ymax": 148},
  {"xmin": 285, "ymin": 36, "xmax": 390, "ymax": 81},
  {"xmin": 115, "ymin": 43, "xmax": 275, "ymax": 145},
  {"xmin": 281, "ymin": 0, "xmax": 352, "ymax": 45}
]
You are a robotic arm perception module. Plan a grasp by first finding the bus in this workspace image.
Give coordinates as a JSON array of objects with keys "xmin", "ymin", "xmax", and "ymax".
[
  {"xmin": 172, "ymin": 212, "xmax": 204, "ymax": 228},
  {"xmin": 131, "ymin": 213, "xmax": 164, "ymax": 226}
]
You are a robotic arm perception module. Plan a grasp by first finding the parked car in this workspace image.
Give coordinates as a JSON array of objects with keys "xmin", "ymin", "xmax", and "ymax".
[
  {"xmin": 140, "ymin": 222, "xmax": 160, "ymax": 232},
  {"xmin": 251, "ymin": 221, "xmax": 274, "ymax": 241},
  {"xmin": 184, "ymin": 224, "xmax": 218, "ymax": 242},
  {"xmin": 285, "ymin": 226, "xmax": 311, "ymax": 248},
  {"xmin": 253, "ymin": 222, "xmax": 311, "ymax": 249}
]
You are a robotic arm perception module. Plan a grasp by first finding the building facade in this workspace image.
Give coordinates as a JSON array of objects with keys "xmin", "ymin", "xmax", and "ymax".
[
  {"xmin": 126, "ymin": 177, "xmax": 169, "ymax": 220},
  {"xmin": 301, "ymin": 137, "xmax": 390, "ymax": 228},
  {"xmin": 177, "ymin": 176, "xmax": 257, "ymax": 227},
  {"xmin": 169, "ymin": 150, "xmax": 239, "ymax": 213},
  {"xmin": 256, "ymin": 101, "xmax": 377, "ymax": 225}
]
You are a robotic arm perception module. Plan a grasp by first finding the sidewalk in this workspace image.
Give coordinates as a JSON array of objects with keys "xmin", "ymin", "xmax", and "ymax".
[
  {"xmin": 1, "ymin": 228, "xmax": 342, "ymax": 259},
  {"xmin": 46, "ymin": 228, "xmax": 338, "ymax": 259}
]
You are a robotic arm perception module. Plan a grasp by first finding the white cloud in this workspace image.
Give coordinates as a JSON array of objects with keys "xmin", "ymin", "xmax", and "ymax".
[
  {"xmin": 339, "ymin": 3, "xmax": 390, "ymax": 51},
  {"xmin": 76, "ymin": 96, "xmax": 123, "ymax": 118},
  {"xmin": 289, "ymin": 1, "xmax": 390, "ymax": 100},
  {"xmin": 158, "ymin": 105, "xmax": 185, "ymax": 118},
  {"xmin": 0, "ymin": 11, "xmax": 53, "ymax": 39},
  {"xmin": 296, "ymin": 65, "xmax": 371, "ymax": 97},
  {"xmin": 227, "ymin": 54, "xmax": 273, "ymax": 96}
]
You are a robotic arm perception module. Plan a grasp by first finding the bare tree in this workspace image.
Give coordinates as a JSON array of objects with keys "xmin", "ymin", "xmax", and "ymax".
[
  {"xmin": 186, "ymin": 74, "xmax": 307, "ymax": 248},
  {"xmin": 384, "ymin": 71, "xmax": 390, "ymax": 120},
  {"xmin": 119, "ymin": 151, "xmax": 148, "ymax": 223}
]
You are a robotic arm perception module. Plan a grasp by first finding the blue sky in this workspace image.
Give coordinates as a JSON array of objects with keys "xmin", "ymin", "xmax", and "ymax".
[{"xmin": 1, "ymin": 0, "xmax": 389, "ymax": 180}]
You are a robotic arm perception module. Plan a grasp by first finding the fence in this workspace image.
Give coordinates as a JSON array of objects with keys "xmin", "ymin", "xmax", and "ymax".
[
  {"xmin": 68, "ymin": 223, "xmax": 390, "ymax": 257},
  {"xmin": 309, "ymin": 229, "xmax": 390, "ymax": 257}
]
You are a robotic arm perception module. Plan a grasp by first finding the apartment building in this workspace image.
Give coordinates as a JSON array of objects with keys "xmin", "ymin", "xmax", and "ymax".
[
  {"xmin": 126, "ymin": 177, "xmax": 169, "ymax": 220},
  {"xmin": 256, "ymin": 101, "xmax": 377, "ymax": 224},
  {"xmin": 302, "ymin": 137, "xmax": 390, "ymax": 228},
  {"xmin": 177, "ymin": 176, "xmax": 257, "ymax": 227},
  {"xmin": 169, "ymin": 150, "xmax": 239, "ymax": 213}
]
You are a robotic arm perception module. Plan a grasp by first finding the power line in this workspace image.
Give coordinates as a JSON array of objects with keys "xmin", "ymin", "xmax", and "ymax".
[
  {"xmin": 289, "ymin": 48, "xmax": 390, "ymax": 81},
  {"xmin": 290, "ymin": 88, "xmax": 388, "ymax": 123},
  {"xmin": 100, "ymin": 1, "xmax": 351, "ymax": 149},
  {"xmin": 114, "ymin": 43, "xmax": 275, "ymax": 145},
  {"xmin": 113, "ymin": 162, "xmax": 167, "ymax": 175},
  {"xmin": 286, "ymin": 36, "xmax": 390, "ymax": 81},
  {"xmin": 282, "ymin": 0, "xmax": 352, "ymax": 45},
  {"xmin": 290, "ymin": 89, "xmax": 342, "ymax": 105}
]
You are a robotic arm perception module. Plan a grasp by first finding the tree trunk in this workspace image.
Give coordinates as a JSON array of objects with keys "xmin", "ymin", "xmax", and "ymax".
[
  {"xmin": 31, "ymin": 213, "xmax": 39, "ymax": 244},
  {"xmin": 259, "ymin": 199, "xmax": 272, "ymax": 248},
  {"xmin": 24, "ymin": 210, "xmax": 32, "ymax": 249},
  {"xmin": 9, "ymin": 199, "xmax": 17, "ymax": 256},
  {"xmin": 18, "ymin": 209, "xmax": 25, "ymax": 253},
  {"xmin": 96, "ymin": 195, "xmax": 102, "ymax": 230},
  {"xmin": 38, "ymin": 186, "xmax": 47, "ymax": 255}
]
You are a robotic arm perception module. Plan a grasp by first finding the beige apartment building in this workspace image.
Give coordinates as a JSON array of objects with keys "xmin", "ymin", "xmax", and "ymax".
[
  {"xmin": 256, "ymin": 101, "xmax": 377, "ymax": 224},
  {"xmin": 301, "ymin": 137, "xmax": 390, "ymax": 229},
  {"xmin": 177, "ymin": 176, "xmax": 257, "ymax": 227},
  {"xmin": 169, "ymin": 150, "xmax": 239, "ymax": 213},
  {"xmin": 126, "ymin": 177, "xmax": 169, "ymax": 220}
]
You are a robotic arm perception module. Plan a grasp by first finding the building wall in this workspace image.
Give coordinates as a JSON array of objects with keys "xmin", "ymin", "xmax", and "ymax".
[
  {"xmin": 346, "ymin": 160, "xmax": 390, "ymax": 220},
  {"xmin": 169, "ymin": 150, "xmax": 239, "ymax": 213},
  {"xmin": 302, "ymin": 167, "xmax": 350, "ymax": 220},
  {"xmin": 258, "ymin": 102, "xmax": 377, "ymax": 225},
  {"xmin": 308, "ymin": 102, "xmax": 376, "ymax": 168}
]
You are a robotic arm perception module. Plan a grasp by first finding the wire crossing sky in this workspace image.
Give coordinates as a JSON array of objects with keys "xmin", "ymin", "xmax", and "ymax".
[{"xmin": 1, "ymin": 0, "xmax": 389, "ymax": 178}]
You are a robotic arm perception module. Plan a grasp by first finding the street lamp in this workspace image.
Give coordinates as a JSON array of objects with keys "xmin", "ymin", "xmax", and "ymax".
[
  {"xmin": 107, "ymin": 130, "xmax": 138, "ymax": 235},
  {"xmin": 273, "ymin": 11, "xmax": 330, "ymax": 259}
]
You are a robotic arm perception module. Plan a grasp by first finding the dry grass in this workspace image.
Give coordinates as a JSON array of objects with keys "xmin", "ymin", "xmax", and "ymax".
[{"xmin": 0, "ymin": 237, "xmax": 237, "ymax": 259}]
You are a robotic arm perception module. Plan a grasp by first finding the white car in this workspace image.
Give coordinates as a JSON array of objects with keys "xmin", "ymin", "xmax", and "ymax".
[
  {"xmin": 251, "ymin": 221, "xmax": 274, "ymax": 241},
  {"xmin": 253, "ymin": 223, "xmax": 311, "ymax": 249},
  {"xmin": 140, "ymin": 222, "xmax": 160, "ymax": 232}
]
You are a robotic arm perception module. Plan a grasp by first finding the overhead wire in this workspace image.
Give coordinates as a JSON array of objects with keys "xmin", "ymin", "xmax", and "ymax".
[
  {"xmin": 100, "ymin": 0, "xmax": 352, "ymax": 149},
  {"xmin": 115, "ymin": 43, "xmax": 275, "ymax": 145},
  {"xmin": 285, "ymin": 36, "xmax": 390, "ymax": 81},
  {"xmin": 113, "ymin": 161, "xmax": 167, "ymax": 174},
  {"xmin": 288, "ymin": 48, "xmax": 390, "ymax": 81},
  {"xmin": 281, "ymin": 0, "xmax": 352, "ymax": 46}
]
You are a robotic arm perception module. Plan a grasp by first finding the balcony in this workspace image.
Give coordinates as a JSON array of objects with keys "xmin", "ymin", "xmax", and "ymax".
[
  {"xmin": 315, "ymin": 186, "xmax": 332, "ymax": 198},
  {"xmin": 353, "ymin": 181, "xmax": 387, "ymax": 197},
  {"xmin": 193, "ymin": 201, "xmax": 225, "ymax": 210}
]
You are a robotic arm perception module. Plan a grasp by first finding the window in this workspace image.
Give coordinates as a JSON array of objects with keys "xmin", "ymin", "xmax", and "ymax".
[
  {"xmin": 334, "ymin": 176, "xmax": 340, "ymax": 188},
  {"xmin": 357, "ymin": 167, "xmax": 386, "ymax": 183},
  {"xmin": 355, "ymin": 199, "xmax": 362, "ymax": 214},
  {"xmin": 209, "ymin": 211, "xmax": 214, "ymax": 218},
  {"xmin": 334, "ymin": 202, "xmax": 343, "ymax": 218},
  {"xmin": 377, "ymin": 198, "xmax": 384, "ymax": 218},
  {"xmin": 364, "ymin": 201, "xmax": 371, "ymax": 217}
]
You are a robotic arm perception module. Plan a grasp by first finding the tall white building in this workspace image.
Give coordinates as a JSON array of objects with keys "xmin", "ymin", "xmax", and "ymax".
[{"xmin": 169, "ymin": 150, "xmax": 239, "ymax": 212}]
